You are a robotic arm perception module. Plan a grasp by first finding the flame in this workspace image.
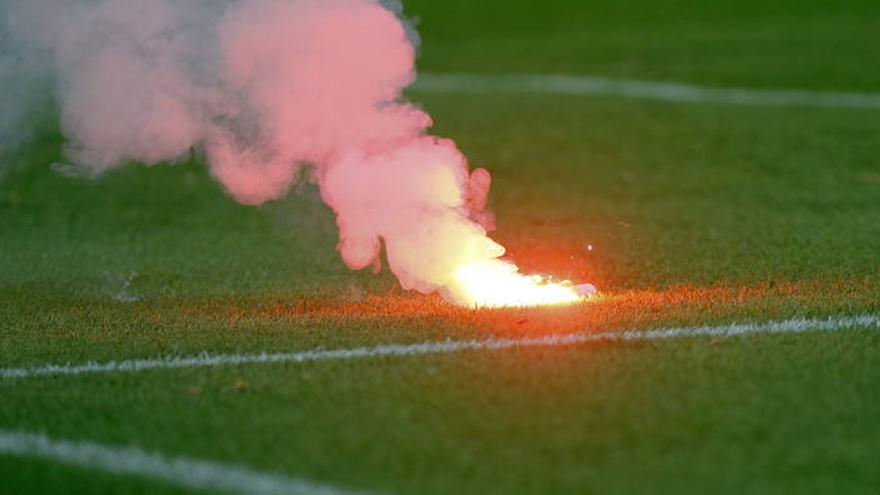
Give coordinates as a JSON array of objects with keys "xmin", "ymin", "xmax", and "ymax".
[{"xmin": 446, "ymin": 258, "xmax": 592, "ymax": 308}]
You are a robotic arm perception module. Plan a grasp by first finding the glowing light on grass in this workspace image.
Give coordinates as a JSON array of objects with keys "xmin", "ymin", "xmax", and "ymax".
[{"xmin": 446, "ymin": 258, "xmax": 594, "ymax": 308}]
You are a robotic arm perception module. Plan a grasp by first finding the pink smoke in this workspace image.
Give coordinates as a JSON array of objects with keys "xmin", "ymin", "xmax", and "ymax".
[{"xmin": 4, "ymin": 0, "xmax": 501, "ymax": 296}]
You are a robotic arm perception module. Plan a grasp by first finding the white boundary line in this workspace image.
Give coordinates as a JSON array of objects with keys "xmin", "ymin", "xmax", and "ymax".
[
  {"xmin": 413, "ymin": 73, "xmax": 880, "ymax": 110},
  {"xmin": 2, "ymin": 314, "xmax": 878, "ymax": 380},
  {"xmin": 0, "ymin": 429, "xmax": 375, "ymax": 495}
]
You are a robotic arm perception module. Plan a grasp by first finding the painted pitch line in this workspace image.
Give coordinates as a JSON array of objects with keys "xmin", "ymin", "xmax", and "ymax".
[
  {"xmin": 413, "ymin": 73, "xmax": 880, "ymax": 110},
  {"xmin": 0, "ymin": 430, "xmax": 374, "ymax": 495},
  {"xmin": 2, "ymin": 314, "xmax": 878, "ymax": 380}
]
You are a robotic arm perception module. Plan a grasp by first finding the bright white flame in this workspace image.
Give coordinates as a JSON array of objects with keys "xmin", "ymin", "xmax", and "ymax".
[{"xmin": 446, "ymin": 258, "xmax": 590, "ymax": 308}]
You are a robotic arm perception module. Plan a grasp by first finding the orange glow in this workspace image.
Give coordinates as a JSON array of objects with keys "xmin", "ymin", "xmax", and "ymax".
[{"xmin": 446, "ymin": 258, "xmax": 592, "ymax": 308}]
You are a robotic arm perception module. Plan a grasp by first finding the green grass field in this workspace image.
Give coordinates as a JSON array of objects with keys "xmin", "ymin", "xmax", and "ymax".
[{"xmin": 2, "ymin": 0, "xmax": 880, "ymax": 493}]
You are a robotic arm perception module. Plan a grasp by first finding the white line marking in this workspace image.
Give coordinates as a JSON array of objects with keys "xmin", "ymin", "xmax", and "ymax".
[
  {"xmin": 2, "ymin": 315, "xmax": 878, "ymax": 380},
  {"xmin": 0, "ymin": 430, "xmax": 374, "ymax": 495},
  {"xmin": 413, "ymin": 73, "xmax": 880, "ymax": 110}
]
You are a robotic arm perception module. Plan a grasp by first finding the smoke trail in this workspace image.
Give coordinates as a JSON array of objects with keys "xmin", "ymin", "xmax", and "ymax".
[{"xmin": 1, "ymin": 0, "xmax": 503, "ymax": 296}]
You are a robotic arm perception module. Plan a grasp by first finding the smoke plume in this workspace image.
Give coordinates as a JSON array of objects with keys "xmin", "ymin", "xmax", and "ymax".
[{"xmin": 0, "ymin": 0, "xmax": 504, "ymax": 297}]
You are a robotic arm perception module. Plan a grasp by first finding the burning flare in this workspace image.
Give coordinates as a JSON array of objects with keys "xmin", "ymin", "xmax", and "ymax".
[
  {"xmin": 447, "ymin": 258, "xmax": 591, "ymax": 308},
  {"xmin": 441, "ymin": 234, "xmax": 596, "ymax": 308}
]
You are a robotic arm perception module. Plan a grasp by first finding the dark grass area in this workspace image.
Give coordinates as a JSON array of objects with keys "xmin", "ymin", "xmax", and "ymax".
[
  {"xmin": 3, "ymin": 330, "xmax": 880, "ymax": 495},
  {"xmin": 2, "ymin": 0, "xmax": 880, "ymax": 493},
  {"xmin": 405, "ymin": 0, "xmax": 880, "ymax": 90},
  {"xmin": 2, "ymin": 457, "xmax": 194, "ymax": 495}
]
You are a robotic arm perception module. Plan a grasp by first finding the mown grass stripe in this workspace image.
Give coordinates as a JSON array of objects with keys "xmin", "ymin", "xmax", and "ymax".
[
  {"xmin": 2, "ymin": 315, "xmax": 878, "ymax": 380},
  {"xmin": 0, "ymin": 430, "xmax": 377, "ymax": 495},
  {"xmin": 413, "ymin": 73, "xmax": 880, "ymax": 110}
]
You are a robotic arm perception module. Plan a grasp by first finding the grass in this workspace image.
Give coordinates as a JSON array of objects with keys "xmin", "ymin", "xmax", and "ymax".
[
  {"xmin": 407, "ymin": 0, "xmax": 880, "ymax": 91},
  {"xmin": 2, "ymin": 0, "xmax": 880, "ymax": 493}
]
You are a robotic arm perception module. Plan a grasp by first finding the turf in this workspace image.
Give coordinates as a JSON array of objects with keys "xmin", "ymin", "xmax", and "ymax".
[
  {"xmin": 407, "ymin": 0, "xmax": 880, "ymax": 91},
  {"xmin": 2, "ymin": 0, "xmax": 880, "ymax": 493}
]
